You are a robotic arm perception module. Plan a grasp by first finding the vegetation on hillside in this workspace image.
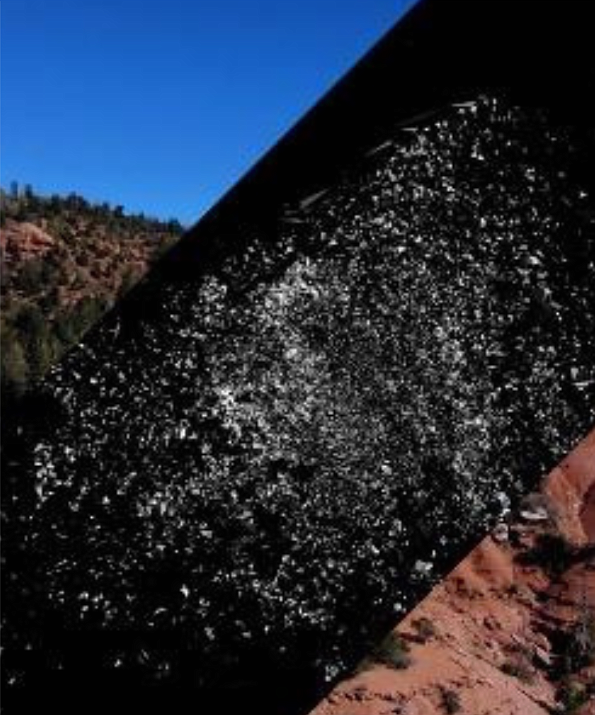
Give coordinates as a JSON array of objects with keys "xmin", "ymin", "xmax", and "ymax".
[{"xmin": 1, "ymin": 182, "xmax": 184, "ymax": 397}]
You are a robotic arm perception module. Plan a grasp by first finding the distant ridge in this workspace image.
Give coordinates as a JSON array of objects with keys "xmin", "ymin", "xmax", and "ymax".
[{"xmin": 0, "ymin": 185, "xmax": 183, "ymax": 396}]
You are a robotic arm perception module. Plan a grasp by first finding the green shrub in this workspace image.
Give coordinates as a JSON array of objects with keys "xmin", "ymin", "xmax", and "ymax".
[
  {"xmin": 440, "ymin": 687, "xmax": 462, "ymax": 713},
  {"xmin": 371, "ymin": 632, "xmax": 412, "ymax": 669},
  {"xmin": 412, "ymin": 616, "xmax": 438, "ymax": 643},
  {"xmin": 500, "ymin": 658, "xmax": 535, "ymax": 683},
  {"xmin": 0, "ymin": 333, "xmax": 28, "ymax": 397},
  {"xmin": 517, "ymin": 533, "xmax": 576, "ymax": 579},
  {"xmin": 553, "ymin": 610, "xmax": 595, "ymax": 677},
  {"xmin": 557, "ymin": 679, "xmax": 589, "ymax": 713}
]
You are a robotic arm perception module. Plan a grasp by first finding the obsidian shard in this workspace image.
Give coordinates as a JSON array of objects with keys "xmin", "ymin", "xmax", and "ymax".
[{"xmin": 6, "ymin": 97, "xmax": 594, "ymax": 712}]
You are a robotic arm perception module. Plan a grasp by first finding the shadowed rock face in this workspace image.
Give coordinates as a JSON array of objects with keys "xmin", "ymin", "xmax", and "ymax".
[{"xmin": 5, "ymin": 97, "xmax": 595, "ymax": 711}]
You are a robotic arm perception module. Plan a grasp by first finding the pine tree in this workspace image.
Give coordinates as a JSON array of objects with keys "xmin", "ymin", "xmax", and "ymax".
[{"xmin": 0, "ymin": 334, "xmax": 29, "ymax": 396}]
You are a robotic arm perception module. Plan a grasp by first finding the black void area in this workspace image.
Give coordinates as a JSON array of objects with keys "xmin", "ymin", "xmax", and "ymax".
[{"xmin": 2, "ymin": 2, "xmax": 595, "ymax": 715}]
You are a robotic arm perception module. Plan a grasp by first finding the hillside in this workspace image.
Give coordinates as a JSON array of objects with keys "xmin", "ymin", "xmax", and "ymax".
[{"xmin": 0, "ymin": 184, "xmax": 184, "ymax": 396}]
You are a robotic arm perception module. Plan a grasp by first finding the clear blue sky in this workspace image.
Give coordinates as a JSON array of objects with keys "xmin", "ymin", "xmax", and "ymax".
[{"xmin": 2, "ymin": 0, "xmax": 417, "ymax": 226}]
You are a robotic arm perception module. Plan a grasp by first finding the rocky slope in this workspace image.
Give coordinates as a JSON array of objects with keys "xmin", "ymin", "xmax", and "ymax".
[
  {"xmin": 0, "ymin": 187, "xmax": 183, "ymax": 393},
  {"xmin": 311, "ymin": 429, "xmax": 595, "ymax": 715}
]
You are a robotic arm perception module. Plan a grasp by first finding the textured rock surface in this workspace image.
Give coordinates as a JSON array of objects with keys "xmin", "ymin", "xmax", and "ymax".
[
  {"xmin": 0, "ymin": 220, "xmax": 55, "ymax": 262},
  {"xmin": 4, "ymin": 97, "xmax": 595, "ymax": 710},
  {"xmin": 310, "ymin": 430, "xmax": 595, "ymax": 715}
]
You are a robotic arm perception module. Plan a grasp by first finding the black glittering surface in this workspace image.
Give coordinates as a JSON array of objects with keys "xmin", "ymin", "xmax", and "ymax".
[{"xmin": 3, "ymin": 95, "xmax": 594, "ymax": 714}]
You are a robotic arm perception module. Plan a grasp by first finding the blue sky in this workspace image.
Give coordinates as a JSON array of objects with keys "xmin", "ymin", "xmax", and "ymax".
[{"xmin": 2, "ymin": 0, "xmax": 417, "ymax": 225}]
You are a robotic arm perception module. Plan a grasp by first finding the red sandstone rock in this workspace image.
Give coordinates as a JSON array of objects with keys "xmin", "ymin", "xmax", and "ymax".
[
  {"xmin": 309, "ymin": 431, "xmax": 595, "ymax": 715},
  {"xmin": 0, "ymin": 219, "xmax": 55, "ymax": 263}
]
